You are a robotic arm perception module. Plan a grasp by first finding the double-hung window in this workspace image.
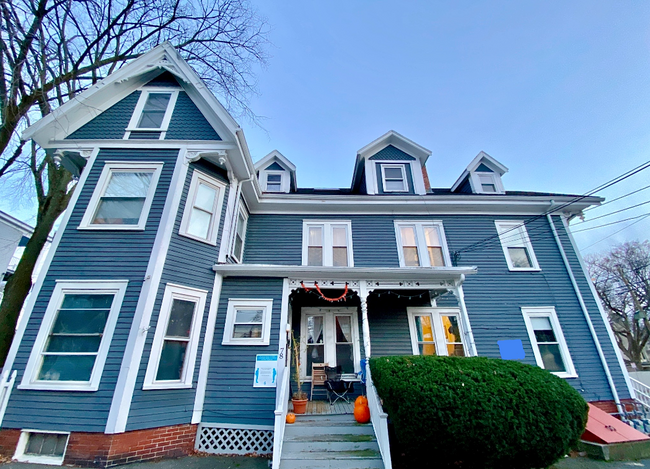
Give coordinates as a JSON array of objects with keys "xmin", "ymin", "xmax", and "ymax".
[
  {"xmin": 521, "ymin": 307, "xmax": 576, "ymax": 378},
  {"xmin": 144, "ymin": 284, "xmax": 207, "ymax": 389},
  {"xmin": 381, "ymin": 164, "xmax": 408, "ymax": 192},
  {"xmin": 302, "ymin": 221, "xmax": 353, "ymax": 267},
  {"xmin": 495, "ymin": 221, "xmax": 540, "ymax": 271},
  {"xmin": 222, "ymin": 299, "xmax": 274, "ymax": 346},
  {"xmin": 407, "ymin": 308, "xmax": 467, "ymax": 357},
  {"xmin": 125, "ymin": 89, "xmax": 179, "ymax": 138},
  {"xmin": 79, "ymin": 162, "xmax": 162, "ymax": 230},
  {"xmin": 264, "ymin": 172, "xmax": 283, "ymax": 192},
  {"xmin": 395, "ymin": 221, "xmax": 450, "ymax": 267},
  {"xmin": 478, "ymin": 174, "xmax": 497, "ymax": 193},
  {"xmin": 179, "ymin": 170, "xmax": 226, "ymax": 245},
  {"xmin": 20, "ymin": 280, "xmax": 127, "ymax": 391},
  {"xmin": 231, "ymin": 203, "xmax": 248, "ymax": 262}
]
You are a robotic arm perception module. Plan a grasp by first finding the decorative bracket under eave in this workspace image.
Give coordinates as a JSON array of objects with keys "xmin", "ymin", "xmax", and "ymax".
[{"xmin": 116, "ymin": 54, "xmax": 187, "ymax": 85}]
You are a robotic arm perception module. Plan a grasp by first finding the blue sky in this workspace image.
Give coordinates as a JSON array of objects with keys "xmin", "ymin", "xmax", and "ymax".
[{"xmin": 2, "ymin": 1, "xmax": 649, "ymax": 257}]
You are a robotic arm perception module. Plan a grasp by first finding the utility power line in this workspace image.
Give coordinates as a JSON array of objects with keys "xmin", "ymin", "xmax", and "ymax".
[
  {"xmin": 571, "ymin": 212, "xmax": 650, "ymax": 233},
  {"xmin": 583, "ymin": 183, "xmax": 650, "ymax": 212},
  {"xmin": 574, "ymin": 199, "xmax": 650, "ymax": 225},
  {"xmin": 580, "ymin": 214, "xmax": 650, "ymax": 251}
]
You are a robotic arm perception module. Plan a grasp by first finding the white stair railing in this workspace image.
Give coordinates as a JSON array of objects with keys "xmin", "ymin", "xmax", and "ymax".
[
  {"xmin": 366, "ymin": 362, "xmax": 392, "ymax": 469},
  {"xmin": 271, "ymin": 368, "xmax": 290, "ymax": 469},
  {"xmin": 0, "ymin": 370, "xmax": 17, "ymax": 427},
  {"xmin": 630, "ymin": 377, "xmax": 650, "ymax": 410}
]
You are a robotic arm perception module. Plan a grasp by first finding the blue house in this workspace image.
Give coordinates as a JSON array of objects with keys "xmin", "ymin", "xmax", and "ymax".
[{"xmin": 0, "ymin": 43, "xmax": 632, "ymax": 468}]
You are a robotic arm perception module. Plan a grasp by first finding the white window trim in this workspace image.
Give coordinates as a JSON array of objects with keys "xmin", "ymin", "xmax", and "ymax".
[
  {"xmin": 407, "ymin": 307, "xmax": 468, "ymax": 356},
  {"xmin": 124, "ymin": 88, "xmax": 179, "ymax": 134},
  {"xmin": 380, "ymin": 163, "xmax": 409, "ymax": 193},
  {"xmin": 394, "ymin": 221, "xmax": 451, "ymax": 267},
  {"xmin": 179, "ymin": 170, "xmax": 227, "ymax": 246},
  {"xmin": 78, "ymin": 161, "xmax": 163, "ymax": 231},
  {"xmin": 14, "ymin": 429, "xmax": 70, "ymax": 465},
  {"xmin": 470, "ymin": 171, "xmax": 505, "ymax": 194},
  {"xmin": 495, "ymin": 220, "xmax": 540, "ymax": 271},
  {"xmin": 521, "ymin": 306, "xmax": 577, "ymax": 378},
  {"xmin": 365, "ymin": 158, "xmax": 426, "ymax": 195},
  {"xmin": 261, "ymin": 170, "xmax": 289, "ymax": 193},
  {"xmin": 301, "ymin": 220, "xmax": 354, "ymax": 267},
  {"xmin": 230, "ymin": 202, "xmax": 249, "ymax": 263},
  {"xmin": 19, "ymin": 280, "xmax": 128, "ymax": 392},
  {"xmin": 300, "ymin": 307, "xmax": 361, "ymax": 381},
  {"xmin": 222, "ymin": 298, "xmax": 274, "ymax": 346},
  {"xmin": 143, "ymin": 283, "xmax": 207, "ymax": 390}
]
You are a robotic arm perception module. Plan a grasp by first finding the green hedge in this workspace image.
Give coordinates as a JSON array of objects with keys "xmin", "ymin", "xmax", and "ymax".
[{"xmin": 370, "ymin": 356, "xmax": 588, "ymax": 469}]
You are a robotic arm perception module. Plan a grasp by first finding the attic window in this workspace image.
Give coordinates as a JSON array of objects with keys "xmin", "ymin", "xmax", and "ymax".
[
  {"xmin": 478, "ymin": 174, "xmax": 497, "ymax": 193},
  {"xmin": 266, "ymin": 173, "xmax": 282, "ymax": 192},
  {"xmin": 125, "ymin": 89, "xmax": 179, "ymax": 138},
  {"xmin": 381, "ymin": 164, "xmax": 408, "ymax": 192}
]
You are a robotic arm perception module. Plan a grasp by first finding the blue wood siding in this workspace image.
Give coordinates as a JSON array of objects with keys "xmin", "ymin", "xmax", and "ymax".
[
  {"xmin": 265, "ymin": 162, "xmax": 284, "ymax": 171},
  {"xmin": 67, "ymin": 92, "xmax": 141, "ymax": 140},
  {"xmin": 375, "ymin": 162, "xmax": 415, "ymax": 195},
  {"xmin": 368, "ymin": 145, "xmax": 416, "ymax": 161},
  {"xmin": 126, "ymin": 160, "xmax": 229, "ymax": 431},
  {"xmin": 4, "ymin": 148, "xmax": 179, "ymax": 432},
  {"xmin": 243, "ymin": 213, "xmax": 628, "ymax": 402},
  {"xmin": 476, "ymin": 163, "xmax": 493, "ymax": 172},
  {"xmin": 166, "ymin": 92, "xmax": 221, "ymax": 141},
  {"xmin": 455, "ymin": 177, "xmax": 473, "ymax": 194},
  {"xmin": 201, "ymin": 277, "xmax": 283, "ymax": 427}
]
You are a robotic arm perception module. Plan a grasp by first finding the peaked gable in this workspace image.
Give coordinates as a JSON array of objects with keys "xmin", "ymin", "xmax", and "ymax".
[{"xmin": 369, "ymin": 145, "xmax": 416, "ymax": 161}]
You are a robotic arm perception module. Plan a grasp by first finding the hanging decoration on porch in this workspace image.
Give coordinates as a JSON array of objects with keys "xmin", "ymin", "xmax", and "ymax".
[
  {"xmin": 375, "ymin": 290, "xmax": 428, "ymax": 300},
  {"xmin": 300, "ymin": 281, "xmax": 351, "ymax": 303}
]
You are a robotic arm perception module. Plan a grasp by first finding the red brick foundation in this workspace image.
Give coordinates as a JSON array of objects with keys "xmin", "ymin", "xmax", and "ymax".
[
  {"xmin": 590, "ymin": 399, "xmax": 636, "ymax": 415},
  {"xmin": 0, "ymin": 423, "xmax": 197, "ymax": 467}
]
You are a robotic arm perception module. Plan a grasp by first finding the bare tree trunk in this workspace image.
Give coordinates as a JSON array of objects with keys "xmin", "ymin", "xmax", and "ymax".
[{"xmin": 0, "ymin": 165, "xmax": 73, "ymax": 365}]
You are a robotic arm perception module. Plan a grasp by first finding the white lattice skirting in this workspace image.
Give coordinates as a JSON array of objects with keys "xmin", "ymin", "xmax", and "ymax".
[{"xmin": 196, "ymin": 424, "xmax": 273, "ymax": 455}]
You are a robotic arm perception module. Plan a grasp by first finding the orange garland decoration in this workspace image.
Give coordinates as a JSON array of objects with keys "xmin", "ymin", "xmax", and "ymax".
[{"xmin": 300, "ymin": 281, "xmax": 349, "ymax": 302}]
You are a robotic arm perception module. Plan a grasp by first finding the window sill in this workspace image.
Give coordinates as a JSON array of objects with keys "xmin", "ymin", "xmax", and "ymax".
[
  {"xmin": 552, "ymin": 372, "xmax": 578, "ymax": 379},
  {"xmin": 18, "ymin": 382, "xmax": 98, "ymax": 392},
  {"xmin": 78, "ymin": 224, "xmax": 146, "ymax": 231},
  {"xmin": 142, "ymin": 382, "xmax": 193, "ymax": 391},
  {"xmin": 222, "ymin": 339, "xmax": 270, "ymax": 346},
  {"xmin": 507, "ymin": 267, "xmax": 541, "ymax": 272},
  {"xmin": 15, "ymin": 454, "xmax": 65, "ymax": 466},
  {"xmin": 125, "ymin": 127, "xmax": 169, "ymax": 132},
  {"xmin": 178, "ymin": 231, "xmax": 218, "ymax": 246}
]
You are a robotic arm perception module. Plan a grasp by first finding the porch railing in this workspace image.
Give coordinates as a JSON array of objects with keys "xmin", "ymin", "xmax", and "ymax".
[
  {"xmin": 271, "ymin": 366, "xmax": 291, "ymax": 469},
  {"xmin": 0, "ymin": 370, "xmax": 16, "ymax": 427},
  {"xmin": 366, "ymin": 362, "xmax": 392, "ymax": 469},
  {"xmin": 631, "ymin": 377, "xmax": 650, "ymax": 410}
]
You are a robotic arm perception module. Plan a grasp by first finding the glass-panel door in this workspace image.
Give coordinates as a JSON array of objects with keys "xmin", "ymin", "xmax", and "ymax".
[{"xmin": 301, "ymin": 308, "xmax": 360, "ymax": 379}]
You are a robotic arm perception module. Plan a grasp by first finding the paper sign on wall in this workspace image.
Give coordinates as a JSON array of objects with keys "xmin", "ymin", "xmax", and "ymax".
[
  {"xmin": 498, "ymin": 340, "xmax": 525, "ymax": 360},
  {"xmin": 254, "ymin": 354, "xmax": 278, "ymax": 388}
]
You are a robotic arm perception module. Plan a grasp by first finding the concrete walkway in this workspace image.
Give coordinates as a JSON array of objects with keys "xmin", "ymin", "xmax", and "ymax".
[
  {"xmin": 553, "ymin": 456, "xmax": 650, "ymax": 468},
  {"xmin": 0, "ymin": 455, "xmax": 269, "ymax": 469}
]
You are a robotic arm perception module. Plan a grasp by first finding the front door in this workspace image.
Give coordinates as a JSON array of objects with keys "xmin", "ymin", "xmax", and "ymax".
[{"xmin": 300, "ymin": 307, "xmax": 360, "ymax": 380}]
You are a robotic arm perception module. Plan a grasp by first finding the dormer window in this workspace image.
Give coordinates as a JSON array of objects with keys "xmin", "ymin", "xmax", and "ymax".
[
  {"xmin": 478, "ymin": 173, "xmax": 498, "ymax": 193},
  {"xmin": 265, "ymin": 173, "xmax": 283, "ymax": 192},
  {"xmin": 381, "ymin": 164, "xmax": 408, "ymax": 192},
  {"xmin": 125, "ymin": 89, "xmax": 179, "ymax": 139}
]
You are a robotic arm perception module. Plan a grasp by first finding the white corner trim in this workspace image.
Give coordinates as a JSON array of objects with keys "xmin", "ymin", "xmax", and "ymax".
[
  {"xmin": 19, "ymin": 280, "xmax": 128, "ymax": 392},
  {"xmin": 78, "ymin": 161, "xmax": 164, "ymax": 231},
  {"xmin": 142, "ymin": 283, "xmax": 208, "ymax": 390},
  {"xmin": 561, "ymin": 216, "xmax": 634, "ymax": 397},
  {"xmin": 192, "ymin": 274, "xmax": 223, "ymax": 424},
  {"xmin": 2, "ymin": 147, "xmax": 100, "ymax": 377},
  {"xmin": 105, "ymin": 147, "xmax": 189, "ymax": 434},
  {"xmin": 222, "ymin": 299, "xmax": 274, "ymax": 346},
  {"xmin": 275, "ymin": 279, "xmax": 290, "ymax": 409}
]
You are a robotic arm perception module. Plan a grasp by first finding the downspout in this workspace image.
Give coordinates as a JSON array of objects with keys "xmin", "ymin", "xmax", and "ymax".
[{"xmin": 546, "ymin": 211, "xmax": 623, "ymax": 413}]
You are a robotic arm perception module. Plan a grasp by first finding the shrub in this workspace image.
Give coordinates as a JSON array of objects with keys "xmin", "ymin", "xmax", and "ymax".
[{"xmin": 370, "ymin": 355, "xmax": 588, "ymax": 469}]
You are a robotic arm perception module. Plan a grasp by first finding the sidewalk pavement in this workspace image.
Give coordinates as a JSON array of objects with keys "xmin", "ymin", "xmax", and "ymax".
[
  {"xmin": 0, "ymin": 455, "xmax": 269, "ymax": 469},
  {"xmin": 552, "ymin": 456, "xmax": 650, "ymax": 468}
]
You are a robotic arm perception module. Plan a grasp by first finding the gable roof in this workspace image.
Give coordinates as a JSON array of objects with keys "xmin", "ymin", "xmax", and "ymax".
[
  {"xmin": 254, "ymin": 150, "xmax": 297, "ymax": 190},
  {"xmin": 451, "ymin": 151, "xmax": 509, "ymax": 192},
  {"xmin": 22, "ymin": 42, "xmax": 240, "ymax": 146}
]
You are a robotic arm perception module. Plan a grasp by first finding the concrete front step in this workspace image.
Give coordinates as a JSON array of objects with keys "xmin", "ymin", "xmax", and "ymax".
[{"xmin": 280, "ymin": 414, "xmax": 384, "ymax": 469}]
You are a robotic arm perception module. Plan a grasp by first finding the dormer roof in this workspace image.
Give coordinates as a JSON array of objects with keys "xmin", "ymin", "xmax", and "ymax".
[
  {"xmin": 356, "ymin": 130, "xmax": 431, "ymax": 165},
  {"xmin": 451, "ymin": 151, "xmax": 509, "ymax": 194}
]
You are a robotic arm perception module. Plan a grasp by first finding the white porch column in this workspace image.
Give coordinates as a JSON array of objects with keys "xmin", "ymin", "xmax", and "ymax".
[
  {"xmin": 359, "ymin": 281, "xmax": 372, "ymax": 359},
  {"xmin": 451, "ymin": 283, "xmax": 478, "ymax": 357}
]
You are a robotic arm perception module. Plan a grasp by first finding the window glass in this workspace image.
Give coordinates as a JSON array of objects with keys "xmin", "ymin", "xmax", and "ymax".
[
  {"xmin": 266, "ymin": 173, "xmax": 282, "ymax": 191},
  {"xmin": 187, "ymin": 182, "xmax": 217, "ymax": 239},
  {"xmin": 383, "ymin": 165, "xmax": 407, "ymax": 191},
  {"xmin": 155, "ymin": 298, "xmax": 196, "ymax": 381},
  {"xmin": 495, "ymin": 221, "xmax": 538, "ymax": 270},
  {"xmin": 233, "ymin": 210, "xmax": 246, "ymax": 261},
  {"xmin": 508, "ymin": 246, "xmax": 532, "ymax": 268},
  {"xmin": 306, "ymin": 315, "xmax": 325, "ymax": 377},
  {"xmin": 414, "ymin": 315, "xmax": 436, "ymax": 355},
  {"xmin": 335, "ymin": 316, "xmax": 354, "ymax": 374},
  {"xmin": 308, "ymin": 226, "xmax": 323, "ymax": 266},
  {"xmin": 137, "ymin": 93, "xmax": 171, "ymax": 128},
  {"xmin": 38, "ymin": 293, "xmax": 113, "ymax": 381},
  {"xmin": 332, "ymin": 226, "xmax": 348, "ymax": 267},
  {"xmin": 424, "ymin": 226, "xmax": 445, "ymax": 266},
  {"xmin": 442, "ymin": 315, "xmax": 465, "ymax": 356},
  {"xmin": 25, "ymin": 433, "xmax": 67, "ymax": 458},
  {"xmin": 530, "ymin": 316, "xmax": 565, "ymax": 372},
  {"xmin": 92, "ymin": 172, "xmax": 153, "ymax": 225},
  {"xmin": 400, "ymin": 226, "xmax": 419, "ymax": 266},
  {"xmin": 232, "ymin": 308, "xmax": 264, "ymax": 338}
]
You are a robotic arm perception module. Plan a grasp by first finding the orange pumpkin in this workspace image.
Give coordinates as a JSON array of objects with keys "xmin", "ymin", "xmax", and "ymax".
[
  {"xmin": 286, "ymin": 412, "xmax": 296, "ymax": 424},
  {"xmin": 355, "ymin": 395, "xmax": 368, "ymax": 407},
  {"xmin": 354, "ymin": 404, "xmax": 370, "ymax": 423}
]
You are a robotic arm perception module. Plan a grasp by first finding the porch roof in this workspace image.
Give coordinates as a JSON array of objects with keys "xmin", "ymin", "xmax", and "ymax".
[{"xmin": 212, "ymin": 263, "xmax": 477, "ymax": 283}]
